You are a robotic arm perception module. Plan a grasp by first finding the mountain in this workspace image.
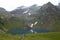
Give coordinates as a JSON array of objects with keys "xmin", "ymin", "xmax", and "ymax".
[
  {"xmin": 10, "ymin": 4, "xmax": 41, "ymax": 17},
  {"xmin": 39, "ymin": 2, "xmax": 60, "ymax": 17},
  {"xmin": 0, "ymin": 2, "xmax": 60, "ymax": 32},
  {"xmin": 0, "ymin": 7, "xmax": 11, "ymax": 18},
  {"xmin": 34, "ymin": 2, "xmax": 60, "ymax": 31},
  {"xmin": 36, "ymin": 2, "xmax": 60, "ymax": 20},
  {"xmin": 10, "ymin": 2, "xmax": 60, "ymax": 32}
]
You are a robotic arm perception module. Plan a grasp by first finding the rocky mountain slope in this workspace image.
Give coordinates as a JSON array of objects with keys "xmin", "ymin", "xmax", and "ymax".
[{"xmin": 0, "ymin": 2, "xmax": 60, "ymax": 32}]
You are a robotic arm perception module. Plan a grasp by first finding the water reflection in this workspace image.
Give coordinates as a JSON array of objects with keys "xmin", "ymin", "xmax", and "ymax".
[{"xmin": 7, "ymin": 28, "xmax": 50, "ymax": 34}]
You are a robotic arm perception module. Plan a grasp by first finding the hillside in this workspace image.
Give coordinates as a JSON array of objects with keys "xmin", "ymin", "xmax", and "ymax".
[
  {"xmin": 32, "ymin": 2, "xmax": 60, "ymax": 31},
  {"xmin": 0, "ymin": 2, "xmax": 60, "ymax": 33}
]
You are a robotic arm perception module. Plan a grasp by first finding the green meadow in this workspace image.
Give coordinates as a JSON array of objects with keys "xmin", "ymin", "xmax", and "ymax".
[{"xmin": 0, "ymin": 32, "xmax": 60, "ymax": 40}]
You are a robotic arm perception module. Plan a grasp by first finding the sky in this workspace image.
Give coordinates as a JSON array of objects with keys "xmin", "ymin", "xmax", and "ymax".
[{"xmin": 0, "ymin": 0, "xmax": 59, "ymax": 11}]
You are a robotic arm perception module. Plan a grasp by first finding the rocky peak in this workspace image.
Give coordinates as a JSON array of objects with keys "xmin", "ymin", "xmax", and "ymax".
[
  {"xmin": 46, "ymin": 2, "xmax": 53, "ymax": 6},
  {"xmin": 39, "ymin": 2, "xmax": 58, "ymax": 12},
  {"xmin": 41, "ymin": 2, "xmax": 55, "ymax": 10},
  {"xmin": 0, "ymin": 7, "xmax": 6, "ymax": 12}
]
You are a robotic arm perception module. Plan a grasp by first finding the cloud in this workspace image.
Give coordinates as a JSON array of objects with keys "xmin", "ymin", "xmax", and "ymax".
[{"xmin": 0, "ymin": 0, "xmax": 59, "ymax": 11}]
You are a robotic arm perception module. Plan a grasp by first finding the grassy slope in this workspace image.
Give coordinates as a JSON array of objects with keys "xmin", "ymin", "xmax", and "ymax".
[{"xmin": 0, "ymin": 32, "xmax": 60, "ymax": 40}]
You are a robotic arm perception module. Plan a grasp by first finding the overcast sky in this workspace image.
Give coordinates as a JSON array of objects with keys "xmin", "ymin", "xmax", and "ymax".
[{"xmin": 0, "ymin": 0, "xmax": 59, "ymax": 11}]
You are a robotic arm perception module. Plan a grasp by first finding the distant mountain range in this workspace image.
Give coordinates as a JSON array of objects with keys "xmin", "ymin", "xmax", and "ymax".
[
  {"xmin": 0, "ymin": 2, "xmax": 60, "ymax": 18},
  {"xmin": 0, "ymin": 2, "xmax": 60, "ymax": 32}
]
